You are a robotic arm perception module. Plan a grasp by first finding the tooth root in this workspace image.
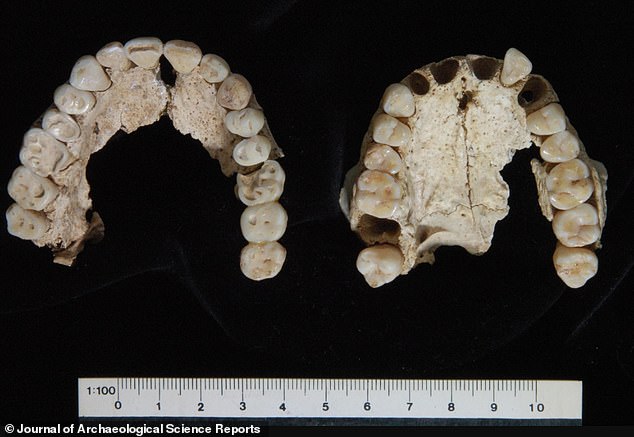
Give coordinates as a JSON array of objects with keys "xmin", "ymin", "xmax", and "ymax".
[
  {"xmin": 500, "ymin": 48, "xmax": 532, "ymax": 86},
  {"xmin": 552, "ymin": 203, "xmax": 601, "ymax": 247},
  {"xmin": 7, "ymin": 166, "xmax": 59, "ymax": 211},
  {"xmin": 6, "ymin": 203, "xmax": 50, "ymax": 241},
  {"xmin": 540, "ymin": 130, "xmax": 580, "ymax": 163},
  {"xmin": 224, "ymin": 108, "xmax": 265, "ymax": 138},
  {"xmin": 42, "ymin": 109, "xmax": 81, "ymax": 142},
  {"xmin": 355, "ymin": 170, "xmax": 402, "ymax": 218},
  {"xmin": 526, "ymin": 103, "xmax": 566, "ymax": 135},
  {"xmin": 553, "ymin": 243, "xmax": 598, "ymax": 288},
  {"xmin": 356, "ymin": 244, "xmax": 404, "ymax": 288},
  {"xmin": 363, "ymin": 144, "xmax": 403, "ymax": 174},
  {"xmin": 69, "ymin": 55, "xmax": 112, "ymax": 91},
  {"xmin": 163, "ymin": 40, "xmax": 202, "ymax": 74},
  {"xmin": 546, "ymin": 159, "xmax": 594, "ymax": 210},
  {"xmin": 124, "ymin": 37, "xmax": 163, "ymax": 69},
  {"xmin": 217, "ymin": 74, "xmax": 253, "ymax": 110},
  {"xmin": 233, "ymin": 135, "xmax": 271, "ymax": 166},
  {"xmin": 240, "ymin": 241, "xmax": 287, "ymax": 281},
  {"xmin": 371, "ymin": 114, "xmax": 411, "ymax": 148},
  {"xmin": 381, "ymin": 83, "xmax": 415, "ymax": 117},
  {"xmin": 240, "ymin": 201, "xmax": 288, "ymax": 243},
  {"xmin": 96, "ymin": 41, "xmax": 132, "ymax": 71},
  {"xmin": 199, "ymin": 53, "xmax": 230, "ymax": 83},
  {"xmin": 20, "ymin": 128, "xmax": 74, "ymax": 177},
  {"xmin": 236, "ymin": 160, "xmax": 286, "ymax": 206},
  {"xmin": 53, "ymin": 84, "xmax": 95, "ymax": 115}
]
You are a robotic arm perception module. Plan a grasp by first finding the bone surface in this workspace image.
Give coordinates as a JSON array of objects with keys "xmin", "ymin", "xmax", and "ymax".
[
  {"xmin": 546, "ymin": 159, "xmax": 594, "ymax": 210},
  {"xmin": 236, "ymin": 160, "xmax": 285, "ymax": 206},
  {"xmin": 69, "ymin": 55, "xmax": 112, "ymax": 91},
  {"xmin": 240, "ymin": 201, "xmax": 288, "ymax": 243},
  {"xmin": 500, "ymin": 48, "xmax": 532, "ymax": 86},
  {"xmin": 240, "ymin": 241, "xmax": 287, "ymax": 281},
  {"xmin": 7, "ymin": 166, "xmax": 59, "ymax": 211},
  {"xmin": 553, "ymin": 243, "xmax": 599, "ymax": 288},
  {"xmin": 53, "ymin": 84, "xmax": 95, "ymax": 114},
  {"xmin": 6, "ymin": 203, "xmax": 50, "ymax": 241},
  {"xmin": 163, "ymin": 40, "xmax": 202, "ymax": 74},
  {"xmin": 356, "ymin": 244, "xmax": 404, "ymax": 288},
  {"xmin": 42, "ymin": 109, "xmax": 81, "ymax": 142},
  {"xmin": 124, "ymin": 37, "xmax": 163, "ymax": 68}
]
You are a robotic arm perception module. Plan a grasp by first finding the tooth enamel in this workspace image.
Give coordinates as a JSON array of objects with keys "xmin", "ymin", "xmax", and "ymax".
[
  {"xmin": 42, "ymin": 108, "xmax": 81, "ymax": 142},
  {"xmin": 546, "ymin": 159, "xmax": 594, "ymax": 210},
  {"xmin": 163, "ymin": 40, "xmax": 202, "ymax": 74},
  {"xmin": 224, "ymin": 108, "xmax": 265, "ymax": 138},
  {"xmin": 553, "ymin": 243, "xmax": 598, "ymax": 288},
  {"xmin": 500, "ymin": 48, "xmax": 532, "ymax": 86},
  {"xmin": 381, "ymin": 83, "xmax": 415, "ymax": 117},
  {"xmin": 371, "ymin": 114, "xmax": 411, "ymax": 148},
  {"xmin": 232, "ymin": 135, "xmax": 271, "ymax": 166},
  {"xmin": 20, "ymin": 128, "xmax": 74, "ymax": 177},
  {"xmin": 240, "ymin": 201, "xmax": 288, "ymax": 243},
  {"xmin": 236, "ymin": 160, "xmax": 285, "ymax": 206},
  {"xmin": 53, "ymin": 84, "xmax": 95, "ymax": 115},
  {"xmin": 540, "ymin": 130, "xmax": 580, "ymax": 163},
  {"xmin": 363, "ymin": 144, "xmax": 403, "ymax": 174},
  {"xmin": 240, "ymin": 241, "xmax": 287, "ymax": 281},
  {"xmin": 199, "ymin": 53, "xmax": 231, "ymax": 83},
  {"xmin": 355, "ymin": 170, "xmax": 402, "ymax": 218},
  {"xmin": 69, "ymin": 55, "xmax": 112, "ymax": 91},
  {"xmin": 552, "ymin": 203, "xmax": 601, "ymax": 247},
  {"xmin": 356, "ymin": 244, "xmax": 404, "ymax": 288},
  {"xmin": 123, "ymin": 37, "xmax": 163, "ymax": 69},
  {"xmin": 217, "ymin": 74, "xmax": 253, "ymax": 110},
  {"xmin": 526, "ymin": 103, "xmax": 566, "ymax": 136},
  {"xmin": 6, "ymin": 203, "xmax": 50, "ymax": 241},
  {"xmin": 96, "ymin": 41, "xmax": 133, "ymax": 71},
  {"xmin": 7, "ymin": 166, "xmax": 59, "ymax": 211}
]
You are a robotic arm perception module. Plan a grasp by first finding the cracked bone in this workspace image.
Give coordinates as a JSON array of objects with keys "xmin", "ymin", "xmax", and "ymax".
[
  {"xmin": 356, "ymin": 244, "xmax": 404, "ymax": 288},
  {"xmin": 6, "ymin": 203, "xmax": 50, "ymax": 241},
  {"xmin": 236, "ymin": 160, "xmax": 285, "ymax": 206},
  {"xmin": 546, "ymin": 159, "xmax": 594, "ymax": 210},
  {"xmin": 240, "ymin": 241, "xmax": 287, "ymax": 281},
  {"xmin": 552, "ymin": 203, "xmax": 601, "ymax": 247},
  {"xmin": 7, "ymin": 166, "xmax": 59, "ymax": 211},
  {"xmin": 240, "ymin": 201, "xmax": 288, "ymax": 243},
  {"xmin": 552, "ymin": 243, "xmax": 599, "ymax": 288}
]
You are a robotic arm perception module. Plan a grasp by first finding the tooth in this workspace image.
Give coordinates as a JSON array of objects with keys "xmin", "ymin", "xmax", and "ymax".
[
  {"xmin": 526, "ymin": 103, "xmax": 566, "ymax": 135},
  {"xmin": 236, "ymin": 160, "xmax": 285, "ymax": 206},
  {"xmin": 42, "ymin": 108, "xmax": 81, "ymax": 142},
  {"xmin": 553, "ymin": 243, "xmax": 598, "ymax": 288},
  {"xmin": 356, "ymin": 244, "xmax": 404, "ymax": 288},
  {"xmin": 217, "ymin": 74, "xmax": 253, "ymax": 110},
  {"xmin": 232, "ymin": 135, "xmax": 271, "ymax": 166},
  {"xmin": 363, "ymin": 144, "xmax": 403, "ymax": 174},
  {"xmin": 546, "ymin": 159, "xmax": 594, "ymax": 210},
  {"xmin": 5, "ymin": 203, "xmax": 50, "ymax": 241},
  {"xmin": 69, "ymin": 55, "xmax": 112, "ymax": 91},
  {"xmin": 240, "ymin": 201, "xmax": 288, "ymax": 243},
  {"xmin": 224, "ymin": 108, "xmax": 265, "ymax": 138},
  {"xmin": 371, "ymin": 114, "xmax": 411, "ymax": 148},
  {"xmin": 240, "ymin": 241, "xmax": 287, "ymax": 281},
  {"xmin": 96, "ymin": 41, "xmax": 132, "ymax": 71},
  {"xmin": 500, "ymin": 48, "xmax": 532, "ymax": 86},
  {"xmin": 540, "ymin": 130, "xmax": 580, "ymax": 163},
  {"xmin": 163, "ymin": 40, "xmax": 202, "ymax": 74},
  {"xmin": 53, "ymin": 84, "xmax": 95, "ymax": 115},
  {"xmin": 381, "ymin": 83, "xmax": 415, "ymax": 117},
  {"xmin": 7, "ymin": 166, "xmax": 59, "ymax": 211},
  {"xmin": 20, "ymin": 128, "xmax": 74, "ymax": 177},
  {"xmin": 199, "ymin": 53, "xmax": 230, "ymax": 83},
  {"xmin": 552, "ymin": 203, "xmax": 601, "ymax": 247},
  {"xmin": 355, "ymin": 170, "xmax": 402, "ymax": 218},
  {"xmin": 123, "ymin": 37, "xmax": 163, "ymax": 69}
]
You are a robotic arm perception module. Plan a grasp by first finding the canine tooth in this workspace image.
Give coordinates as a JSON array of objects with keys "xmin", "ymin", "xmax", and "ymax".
[
  {"xmin": 240, "ymin": 241, "xmax": 287, "ymax": 281},
  {"xmin": 355, "ymin": 170, "xmax": 402, "ymax": 218},
  {"xmin": 199, "ymin": 54, "xmax": 230, "ymax": 83},
  {"xmin": 381, "ymin": 83, "xmax": 415, "ymax": 117},
  {"xmin": 96, "ymin": 41, "xmax": 132, "ymax": 70},
  {"xmin": 123, "ymin": 37, "xmax": 163, "ymax": 69},
  {"xmin": 540, "ymin": 130, "xmax": 580, "ymax": 163},
  {"xmin": 224, "ymin": 108, "xmax": 265, "ymax": 137},
  {"xmin": 371, "ymin": 114, "xmax": 411, "ymax": 148},
  {"xmin": 364, "ymin": 144, "xmax": 403, "ymax": 174},
  {"xmin": 240, "ymin": 201, "xmax": 288, "ymax": 243},
  {"xmin": 6, "ymin": 203, "xmax": 49, "ymax": 241},
  {"xmin": 552, "ymin": 203, "xmax": 601, "ymax": 247},
  {"xmin": 163, "ymin": 40, "xmax": 202, "ymax": 74},
  {"xmin": 20, "ymin": 128, "xmax": 73, "ymax": 177},
  {"xmin": 232, "ymin": 135, "xmax": 271, "ymax": 166},
  {"xmin": 69, "ymin": 55, "xmax": 112, "ymax": 91},
  {"xmin": 356, "ymin": 244, "xmax": 404, "ymax": 288},
  {"xmin": 526, "ymin": 103, "xmax": 566, "ymax": 135},
  {"xmin": 217, "ymin": 74, "xmax": 253, "ymax": 110},
  {"xmin": 546, "ymin": 159, "xmax": 594, "ymax": 210},
  {"xmin": 500, "ymin": 48, "xmax": 532, "ymax": 86},
  {"xmin": 53, "ymin": 84, "xmax": 95, "ymax": 115},
  {"xmin": 7, "ymin": 166, "xmax": 59, "ymax": 211},
  {"xmin": 42, "ymin": 108, "xmax": 81, "ymax": 142},
  {"xmin": 553, "ymin": 243, "xmax": 598, "ymax": 288},
  {"xmin": 236, "ymin": 160, "xmax": 285, "ymax": 206}
]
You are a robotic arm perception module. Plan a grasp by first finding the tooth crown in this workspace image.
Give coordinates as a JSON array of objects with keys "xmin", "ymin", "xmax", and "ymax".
[
  {"xmin": 70, "ymin": 55, "xmax": 112, "ymax": 91},
  {"xmin": 7, "ymin": 166, "xmax": 59, "ymax": 211},
  {"xmin": 236, "ymin": 160, "xmax": 285, "ymax": 206},
  {"xmin": 240, "ymin": 201, "xmax": 288, "ymax": 243}
]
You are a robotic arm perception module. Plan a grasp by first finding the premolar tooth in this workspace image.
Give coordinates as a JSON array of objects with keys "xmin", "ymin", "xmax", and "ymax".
[
  {"xmin": 240, "ymin": 201, "xmax": 288, "ymax": 243},
  {"xmin": 20, "ymin": 128, "xmax": 74, "ymax": 177},
  {"xmin": 236, "ymin": 160, "xmax": 285, "ymax": 206},
  {"xmin": 224, "ymin": 108, "xmax": 265, "ymax": 137},
  {"xmin": 552, "ymin": 203, "xmax": 601, "ymax": 247},
  {"xmin": 232, "ymin": 135, "xmax": 271, "ymax": 166},
  {"xmin": 371, "ymin": 114, "xmax": 411, "ymax": 148},
  {"xmin": 7, "ymin": 166, "xmax": 59, "ymax": 211},
  {"xmin": 199, "ymin": 54, "xmax": 230, "ymax": 83},
  {"xmin": 364, "ymin": 144, "xmax": 403, "ymax": 174},
  {"xmin": 546, "ymin": 159, "xmax": 594, "ymax": 210},
  {"xmin": 53, "ymin": 84, "xmax": 95, "ymax": 115},
  {"xmin": 163, "ymin": 40, "xmax": 202, "ymax": 74},
  {"xmin": 240, "ymin": 241, "xmax": 287, "ymax": 281},
  {"xmin": 217, "ymin": 74, "xmax": 253, "ymax": 110},
  {"xmin": 356, "ymin": 244, "xmax": 404, "ymax": 288},
  {"xmin": 355, "ymin": 170, "xmax": 402, "ymax": 218},
  {"xmin": 500, "ymin": 48, "xmax": 532, "ymax": 86},
  {"xmin": 42, "ymin": 108, "xmax": 81, "ymax": 142},
  {"xmin": 96, "ymin": 41, "xmax": 132, "ymax": 71},
  {"xmin": 6, "ymin": 203, "xmax": 50, "ymax": 241},
  {"xmin": 69, "ymin": 55, "xmax": 112, "ymax": 91},
  {"xmin": 381, "ymin": 83, "xmax": 415, "ymax": 117},
  {"xmin": 124, "ymin": 37, "xmax": 163, "ymax": 69},
  {"xmin": 553, "ymin": 243, "xmax": 598, "ymax": 288},
  {"xmin": 540, "ymin": 130, "xmax": 580, "ymax": 163},
  {"xmin": 526, "ymin": 103, "xmax": 566, "ymax": 135}
]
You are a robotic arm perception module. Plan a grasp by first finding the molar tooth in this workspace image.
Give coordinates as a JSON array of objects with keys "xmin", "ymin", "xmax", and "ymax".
[
  {"xmin": 546, "ymin": 159, "xmax": 594, "ymax": 210},
  {"xmin": 236, "ymin": 160, "xmax": 285, "ymax": 206},
  {"xmin": 7, "ymin": 166, "xmax": 59, "ymax": 211},
  {"xmin": 69, "ymin": 55, "xmax": 112, "ymax": 91},
  {"xmin": 240, "ymin": 241, "xmax": 287, "ymax": 281},
  {"xmin": 6, "ymin": 203, "xmax": 50, "ymax": 241},
  {"xmin": 232, "ymin": 135, "xmax": 271, "ymax": 166},
  {"xmin": 356, "ymin": 244, "xmax": 404, "ymax": 288},
  {"xmin": 96, "ymin": 41, "xmax": 132, "ymax": 71},
  {"xmin": 163, "ymin": 40, "xmax": 202, "ymax": 74},
  {"xmin": 217, "ymin": 74, "xmax": 253, "ymax": 110},
  {"xmin": 53, "ymin": 84, "xmax": 95, "ymax": 115},
  {"xmin": 42, "ymin": 108, "xmax": 81, "ymax": 142},
  {"xmin": 552, "ymin": 203, "xmax": 601, "ymax": 247},
  {"xmin": 364, "ymin": 144, "xmax": 403, "ymax": 174},
  {"xmin": 500, "ymin": 48, "xmax": 532, "ymax": 86},
  {"xmin": 526, "ymin": 103, "xmax": 566, "ymax": 135},
  {"xmin": 540, "ymin": 130, "xmax": 580, "ymax": 163},
  {"xmin": 199, "ymin": 54, "xmax": 230, "ymax": 83},
  {"xmin": 553, "ymin": 243, "xmax": 598, "ymax": 288},
  {"xmin": 224, "ymin": 108, "xmax": 265, "ymax": 137},
  {"xmin": 240, "ymin": 201, "xmax": 288, "ymax": 243},
  {"xmin": 355, "ymin": 170, "xmax": 402, "ymax": 218},
  {"xmin": 20, "ymin": 128, "xmax": 74, "ymax": 177},
  {"xmin": 124, "ymin": 37, "xmax": 163, "ymax": 69},
  {"xmin": 371, "ymin": 114, "xmax": 411, "ymax": 148},
  {"xmin": 381, "ymin": 83, "xmax": 415, "ymax": 117}
]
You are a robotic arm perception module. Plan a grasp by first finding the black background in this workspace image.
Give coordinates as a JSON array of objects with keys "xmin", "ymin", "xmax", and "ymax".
[{"xmin": 1, "ymin": 0, "xmax": 632, "ymax": 426}]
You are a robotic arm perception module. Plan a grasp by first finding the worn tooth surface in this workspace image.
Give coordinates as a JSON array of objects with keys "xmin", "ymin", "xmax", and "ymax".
[
  {"xmin": 53, "ymin": 84, "xmax": 95, "ymax": 115},
  {"xmin": 7, "ymin": 166, "xmax": 59, "ymax": 211},
  {"xmin": 199, "ymin": 53, "xmax": 230, "ymax": 83},
  {"xmin": 236, "ymin": 160, "xmax": 285, "ymax": 206},
  {"xmin": 6, "ymin": 203, "xmax": 50, "ymax": 241},
  {"xmin": 217, "ymin": 74, "xmax": 253, "ymax": 110},
  {"xmin": 500, "ymin": 48, "xmax": 532, "ymax": 86},
  {"xmin": 96, "ymin": 41, "xmax": 132, "ymax": 71},
  {"xmin": 20, "ymin": 128, "xmax": 74, "ymax": 177},
  {"xmin": 163, "ymin": 40, "xmax": 202, "ymax": 74},
  {"xmin": 240, "ymin": 201, "xmax": 288, "ymax": 243},
  {"xmin": 540, "ymin": 130, "xmax": 580, "ymax": 163},
  {"xmin": 553, "ymin": 243, "xmax": 598, "ymax": 288},
  {"xmin": 356, "ymin": 244, "xmax": 404, "ymax": 288},
  {"xmin": 124, "ymin": 37, "xmax": 163, "ymax": 69},
  {"xmin": 526, "ymin": 103, "xmax": 566, "ymax": 135},
  {"xmin": 546, "ymin": 159, "xmax": 594, "ymax": 210},
  {"xmin": 69, "ymin": 55, "xmax": 112, "ymax": 91},
  {"xmin": 371, "ymin": 114, "xmax": 411, "ymax": 148},
  {"xmin": 240, "ymin": 241, "xmax": 287, "ymax": 280},
  {"xmin": 42, "ymin": 108, "xmax": 80, "ymax": 142},
  {"xmin": 233, "ymin": 135, "xmax": 271, "ymax": 166},
  {"xmin": 363, "ymin": 144, "xmax": 403, "ymax": 174},
  {"xmin": 355, "ymin": 170, "xmax": 402, "ymax": 219},
  {"xmin": 552, "ymin": 203, "xmax": 601, "ymax": 247},
  {"xmin": 381, "ymin": 83, "xmax": 415, "ymax": 117},
  {"xmin": 224, "ymin": 108, "xmax": 265, "ymax": 137}
]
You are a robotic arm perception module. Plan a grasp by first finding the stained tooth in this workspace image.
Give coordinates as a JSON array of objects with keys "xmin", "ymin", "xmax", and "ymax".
[
  {"xmin": 240, "ymin": 201, "xmax": 288, "ymax": 243},
  {"xmin": 69, "ymin": 55, "xmax": 112, "ymax": 91},
  {"xmin": 7, "ymin": 166, "xmax": 59, "ymax": 211},
  {"xmin": 355, "ymin": 170, "xmax": 402, "ymax": 218},
  {"xmin": 540, "ymin": 130, "xmax": 580, "ymax": 163},
  {"xmin": 199, "ymin": 53, "xmax": 230, "ymax": 83},
  {"xmin": 553, "ymin": 243, "xmax": 598, "ymax": 288},
  {"xmin": 236, "ymin": 160, "xmax": 285, "ymax": 206},
  {"xmin": 224, "ymin": 108, "xmax": 265, "ymax": 137},
  {"xmin": 526, "ymin": 103, "xmax": 566, "ymax": 135},
  {"xmin": 6, "ymin": 203, "xmax": 50, "ymax": 241},
  {"xmin": 163, "ymin": 39, "xmax": 202, "ymax": 74},
  {"xmin": 123, "ymin": 37, "xmax": 163, "ymax": 69},
  {"xmin": 20, "ymin": 128, "xmax": 74, "ymax": 177},
  {"xmin": 371, "ymin": 114, "xmax": 411, "ymax": 148},
  {"xmin": 240, "ymin": 241, "xmax": 287, "ymax": 281},
  {"xmin": 53, "ymin": 84, "xmax": 95, "ymax": 115},
  {"xmin": 96, "ymin": 41, "xmax": 132, "ymax": 71},
  {"xmin": 217, "ymin": 74, "xmax": 253, "ymax": 110},
  {"xmin": 364, "ymin": 144, "xmax": 403, "ymax": 174},
  {"xmin": 381, "ymin": 83, "xmax": 415, "ymax": 117},
  {"xmin": 500, "ymin": 48, "xmax": 532, "ymax": 86},
  {"xmin": 552, "ymin": 203, "xmax": 601, "ymax": 247},
  {"xmin": 546, "ymin": 159, "xmax": 594, "ymax": 210},
  {"xmin": 356, "ymin": 244, "xmax": 404, "ymax": 288},
  {"xmin": 42, "ymin": 108, "xmax": 80, "ymax": 142},
  {"xmin": 232, "ymin": 135, "xmax": 271, "ymax": 166}
]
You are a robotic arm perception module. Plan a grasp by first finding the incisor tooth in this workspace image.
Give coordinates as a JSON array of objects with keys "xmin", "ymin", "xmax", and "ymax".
[
  {"xmin": 356, "ymin": 244, "xmax": 404, "ymax": 288},
  {"xmin": 217, "ymin": 74, "xmax": 253, "ymax": 110},
  {"xmin": 96, "ymin": 41, "xmax": 132, "ymax": 71},
  {"xmin": 381, "ymin": 83, "xmax": 415, "ymax": 117},
  {"xmin": 552, "ymin": 203, "xmax": 601, "ymax": 247},
  {"xmin": 42, "ymin": 108, "xmax": 81, "ymax": 142},
  {"xmin": 546, "ymin": 159, "xmax": 594, "ymax": 210},
  {"xmin": 163, "ymin": 40, "xmax": 202, "ymax": 74},
  {"xmin": 500, "ymin": 48, "xmax": 532, "ymax": 86},
  {"xmin": 53, "ymin": 84, "xmax": 95, "ymax": 115},
  {"xmin": 240, "ymin": 241, "xmax": 286, "ymax": 281},
  {"xmin": 124, "ymin": 37, "xmax": 163, "ymax": 69},
  {"xmin": 69, "ymin": 55, "xmax": 112, "ymax": 91},
  {"xmin": 7, "ymin": 166, "xmax": 59, "ymax": 211},
  {"xmin": 240, "ymin": 201, "xmax": 288, "ymax": 243},
  {"xmin": 20, "ymin": 128, "xmax": 73, "ymax": 177},
  {"xmin": 526, "ymin": 103, "xmax": 566, "ymax": 135},
  {"xmin": 364, "ymin": 144, "xmax": 403, "ymax": 174},
  {"xmin": 355, "ymin": 170, "xmax": 402, "ymax": 218},
  {"xmin": 553, "ymin": 243, "xmax": 598, "ymax": 288},
  {"xmin": 371, "ymin": 114, "xmax": 411, "ymax": 148},
  {"xmin": 199, "ymin": 54, "xmax": 230, "ymax": 83},
  {"xmin": 6, "ymin": 203, "xmax": 49, "ymax": 241},
  {"xmin": 540, "ymin": 130, "xmax": 580, "ymax": 163},
  {"xmin": 232, "ymin": 135, "xmax": 271, "ymax": 166},
  {"xmin": 225, "ymin": 108, "xmax": 265, "ymax": 137},
  {"xmin": 236, "ymin": 160, "xmax": 285, "ymax": 206}
]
